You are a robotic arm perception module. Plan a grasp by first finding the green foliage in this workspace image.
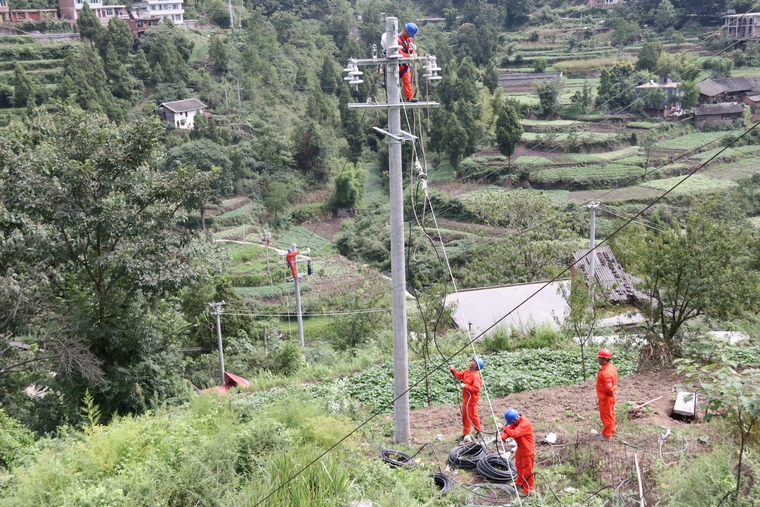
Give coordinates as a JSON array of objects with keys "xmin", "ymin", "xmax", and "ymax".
[
  {"xmin": 263, "ymin": 181, "xmax": 289, "ymax": 220},
  {"xmin": 704, "ymin": 57, "xmax": 734, "ymax": 79},
  {"xmin": 596, "ymin": 61, "xmax": 638, "ymax": 111},
  {"xmin": 76, "ymin": 3, "xmax": 103, "ymax": 44},
  {"xmin": 349, "ymin": 348, "xmax": 638, "ymax": 411},
  {"xmin": 655, "ymin": 131, "xmax": 732, "ymax": 150},
  {"xmin": 535, "ymin": 79, "xmax": 563, "ymax": 118},
  {"xmin": 11, "ymin": 63, "xmax": 36, "ymax": 109},
  {"xmin": 0, "ymin": 105, "xmax": 224, "ymax": 421},
  {"xmin": 530, "ymin": 164, "xmax": 649, "ymax": 190},
  {"xmin": 0, "ymin": 407, "xmax": 35, "ymax": 471},
  {"xmin": 636, "ymin": 42, "xmax": 662, "ymax": 72},
  {"xmin": 482, "ymin": 323, "xmax": 565, "ymax": 353},
  {"xmin": 333, "ymin": 161, "xmax": 367, "ymax": 208},
  {"xmin": 207, "ymin": 35, "xmax": 229, "ymax": 74},
  {"xmin": 495, "ymin": 103, "xmax": 523, "ymax": 165},
  {"xmin": 611, "ymin": 18, "xmax": 642, "ymax": 46},
  {"xmin": 533, "ymin": 57, "xmax": 548, "ymax": 73}
]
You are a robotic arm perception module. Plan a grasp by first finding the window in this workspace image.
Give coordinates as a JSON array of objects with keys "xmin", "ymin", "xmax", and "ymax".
[
  {"xmin": 180, "ymin": 119, "xmax": 186, "ymax": 126},
  {"xmin": 0, "ymin": 0, "xmax": 7, "ymax": 7},
  {"xmin": 16, "ymin": 11, "xmax": 25, "ymax": 18},
  {"xmin": 106, "ymin": 8, "xmax": 112, "ymax": 15},
  {"xmin": 137, "ymin": 21, "xmax": 142, "ymax": 26}
]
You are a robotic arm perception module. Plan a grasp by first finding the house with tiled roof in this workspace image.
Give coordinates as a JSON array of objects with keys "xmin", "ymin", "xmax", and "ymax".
[
  {"xmin": 158, "ymin": 98, "xmax": 207, "ymax": 129},
  {"xmin": 570, "ymin": 246, "xmax": 645, "ymax": 306}
]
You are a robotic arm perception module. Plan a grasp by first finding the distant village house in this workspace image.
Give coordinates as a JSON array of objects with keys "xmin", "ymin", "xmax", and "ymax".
[
  {"xmin": 570, "ymin": 246, "xmax": 644, "ymax": 306},
  {"xmin": 692, "ymin": 104, "xmax": 745, "ymax": 131},
  {"xmin": 159, "ymin": 98, "xmax": 207, "ymax": 130},
  {"xmin": 698, "ymin": 76, "xmax": 760, "ymax": 105},
  {"xmin": 635, "ymin": 79, "xmax": 682, "ymax": 118},
  {"xmin": 588, "ymin": 0, "xmax": 619, "ymax": 7},
  {"xmin": 723, "ymin": 13, "xmax": 760, "ymax": 40}
]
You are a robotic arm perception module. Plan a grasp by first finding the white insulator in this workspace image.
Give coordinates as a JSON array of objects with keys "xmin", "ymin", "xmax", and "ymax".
[
  {"xmin": 349, "ymin": 78, "xmax": 364, "ymax": 86},
  {"xmin": 344, "ymin": 75, "xmax": 354, "ymax": 81},
  {"xmin": 387, "ymin": 43, "xmax": 401, "ymax": 51},
  {"xmin": 427, "ymin": 75, "xmax": 442, "ymax": 82},
  {"xmin": 348, "ymin": 69, "xmax": 363, "ymax": 77}
]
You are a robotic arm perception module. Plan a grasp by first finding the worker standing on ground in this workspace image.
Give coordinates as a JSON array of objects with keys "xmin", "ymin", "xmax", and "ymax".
[
  {"xmin": 596, "ymin": 348, "xmax": 618, "ymax": 439},
  {"xmin": 398, "ymin": 22, "xmax": 418, "ymax": 101},
  {"xmin": 449, "ymin": 357, "xmax": 483, "ymax": 439},
  {"xmin": 501, "ymin": 408, "xmax": 535, "ymax": 496}
]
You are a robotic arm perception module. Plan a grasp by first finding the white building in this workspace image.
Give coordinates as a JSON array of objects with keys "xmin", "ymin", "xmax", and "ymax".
[
  {"xmin": 58, "ymin": 0, "xmax": 129, "ymax": 24},
  {"xmin": 130, "ymin": 0, "xmax": 184, "ymax": 25},
  {"xmin": 159, "ymin": 98, "xmax": 207, "ymax": 129}
]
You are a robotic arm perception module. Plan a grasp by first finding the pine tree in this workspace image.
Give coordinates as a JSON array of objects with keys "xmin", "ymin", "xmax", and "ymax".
[
  {"xmin": 495, "ymin": 103, "xmax": 523, "ymax": 168},
  {"xmin": 442, "ymin": 115, "xmax": 468, "ymax": 169},
  {"xmin": 319, "ymin": 54, "xmax": 339, "ymax": 95},
  {"xmin": 152, "ymin": 62, "xmax": 166, "ymax": 83},
  {"xmin": 105, "ymin": 17, "xmax": 134, "ymax": 63},
  {"xmin": 12, "ymin": 63, "xmax": 36, "ymax": 108},
  {"xmin": 103, "ymin": 42, "xmax": 121, "ymax": 81},
  {"xmin": 208, "ymin": 35, "xmax": 229, "ymax": 74},
  {"xmin": 110, "ymin": 64, "xmax": 134, "ymax": 100},
  {"xmin": 147, "ymin": 34, "xmax": 188, "ymax": 85},
  {"xmin": 131, "ymin": 49, "xmax": 151, "ymax": 82},
  {"xmin": 483, "ymin": 62, "xmax": 499, "ymax": 93},
  {"xmin": 77, "ymin": 3, "xmax": 102, "ymax": 46}
]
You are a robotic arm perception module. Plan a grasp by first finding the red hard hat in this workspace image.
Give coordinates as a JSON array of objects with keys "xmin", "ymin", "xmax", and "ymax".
[{"xmin": 598, "ymin": 348, "xmax": 612, "ymax": 359}]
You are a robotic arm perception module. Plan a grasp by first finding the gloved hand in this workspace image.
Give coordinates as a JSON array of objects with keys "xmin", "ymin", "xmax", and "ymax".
[
  {"xmin": 460, "ymin": 383, "xmax": 465, "ymax": 390},
  {"xmin": 408, "ymin": 42, "xmax": 417, "ymax": 53},
  {"xmin": 449, "ymin": 365, "xmax": 455, "ymax": 371},
  {"xmin": 496, "ymin": 423, "xmax": 504, "ymax": 431}
]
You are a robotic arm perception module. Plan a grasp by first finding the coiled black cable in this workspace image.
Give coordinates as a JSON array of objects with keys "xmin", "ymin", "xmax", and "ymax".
[
  {"xmin": 379, "ymin": 449, "xmax": 414, "ymax": 468},
  {"xmin": 446, "ymin": 443, "xmax": 488, "ymax": 470},
  {"xmin": 429, "ymin": 472, "xmax": 454, "ymax": 496},
  {"xmin": 475, "ymin": 454, "xmax": 518, "ymax": 483}
]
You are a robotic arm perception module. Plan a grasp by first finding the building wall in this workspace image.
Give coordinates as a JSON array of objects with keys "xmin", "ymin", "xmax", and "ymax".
[
  {"xmin": 588, "ymin": 0, "xmax": 619, "ymax": 7},
  {"xmin": 723, "ymin": 13, "xmax": 760, "ymax": 40},
  {"xmin": 162, "ymin": 108, "xmax": 201, "ymax": 129},
  {"xmin": 695, "ymin": 114, "xmax": 742, "ymax": 131}
]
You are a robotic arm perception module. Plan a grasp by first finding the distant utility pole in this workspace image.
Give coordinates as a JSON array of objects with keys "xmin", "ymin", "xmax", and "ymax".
[
  {"xmin": 587, "ymin": 201, "xmax": 599, "ymax": 308},
  {"xmin": 209, "ymin": 301, "xmax": 227, "ymax": 384},
  {"xmin": 261, "ymin": 229, "xmax": 272, "ymax": 284},
  {"xmin": 280, "ymin": 243, "xmax": 311, "ymax": 348},
  {"xmin": 343, "ymin": 16, "xmax": 441, "ymax": 444}
]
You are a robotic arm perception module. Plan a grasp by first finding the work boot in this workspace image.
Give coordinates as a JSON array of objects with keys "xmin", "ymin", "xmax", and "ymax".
[{"xmin": 408, "ymin": 97, "xmax": 419, "ymax": 102}]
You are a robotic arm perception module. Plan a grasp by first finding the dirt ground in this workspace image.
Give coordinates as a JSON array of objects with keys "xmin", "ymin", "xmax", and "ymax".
[{"xmin": 406, "ymin": 369, "xmax": 709, "ymax": 501}]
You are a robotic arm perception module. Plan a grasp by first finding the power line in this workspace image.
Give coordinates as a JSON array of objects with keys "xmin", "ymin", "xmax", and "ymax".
[{"xmin": 251, "ymin": 117, "xmax": 760, "ymax": 507}]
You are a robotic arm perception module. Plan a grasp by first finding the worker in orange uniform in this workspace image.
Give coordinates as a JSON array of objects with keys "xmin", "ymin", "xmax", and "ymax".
[
  {"xmin": 449, "ymin": 357, "xmax": 484, "ymax": 440},
  {"xmin": 398, "ymin": 22, "xmax": 418, "ymax": 101},
  {"xmin": 501, "ymin": 408, "xmax": 535, "ymax": 496},
  {"xmin": 286, "ymin": 249, "xmax": 298, "ymax": 278},
  {"xmin": 596, "ymin": 348, "xmax": 618, "ymax": 439}
]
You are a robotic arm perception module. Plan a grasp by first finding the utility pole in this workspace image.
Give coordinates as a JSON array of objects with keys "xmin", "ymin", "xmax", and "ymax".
[
  {"xmin": 280, "ymin": 243, "xmax": 311, "ymax": 348},
  {"xmin": 343, "ymin": 16, "xmax": 441, "ymax": 444},
  {"xmin": 587, "ymin": 201, "xmax": 599, "ymax": 310},
  {"xmin": 209, "ymin": 301, "xmax": 227, "ymax": 385},
  {"xmin": 261, "ymin": 229, "xmax": 272, "ymax": 284}
]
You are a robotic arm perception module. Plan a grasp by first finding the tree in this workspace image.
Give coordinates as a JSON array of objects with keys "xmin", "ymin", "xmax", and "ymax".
[
  {"xmin": 12, "ymin": 63, "xmax": 36, "ymax": 108},
  {"xmin": 294, "ymin": 120, "xmax": 331, "ymax": 183},
  {"xmin": 334, "ymin": 162, "xmax": 367, "ymax": 208},
  {"xmin": 442, "ymin": 115, "xmax": 468, "ymax": 169},
  {"xmin": 639, "ymin": 207, "xmax": 760, "ymax": 361},
  {"xmin": 533, "ymin": 58, "xmax": 547, "ymax": 73},
  {"xmin": 677, "ymin": 349, "xmax": 760, "ymax": 500},
  {"xmin": 570, "ymin": 81, "xmax": 593, "ymax": 114},
  {"xmin": 705, "ymin": 57, "xmax": 734, "ymax": 78},
  {"xmin": 208, "ymin": 35, "xmax": 229, "ymax": 74},
  {"xmin": 263, "ymin": 181, "xmax": 289, "ymax": 221},
  {"xmin": 131, "ymin": 48, "xmax": 152, "ymax": 82},
  {"xmin": 77, "ymin": 3, "xmax": 102, "ymax": 45},
  {"xmin": 503, "ymin": 0, "xmax": 533, "ymax": 28},
  {"xmin": 611, "ymin": 18, "xmax": 641, "ymax": 46},
  {"xmin": 0, "ymin": 105, "xmax": 222, "ymax": 420},
  {"xmin": 640, "ymin": 131, "xmax": 658, "ymax": 166},
  {"xmin": 495, "ymin": 103, "xmax": 523, "ymax": 168},
  {"xmin": 536, "ymin": 79, "xmax": 562, "ymax": 118},
  {"xmin": 636, "ymin": 41, "xmax": 663, "ymax": 72},
  {"xmin": 655, "ymin": 0, "xmax": 678, "ymax": 32},
  {"xmin": 595, "ymin": 61, "xmax": 638, "ymax": 111},
  {"xmin": 165, "ymin": 140, "xmax": 233, "ymax": 231},
  {"xmin": 104, "ymin": 17, "xmax": 134, "ymax": 63},
  {"xmin": 483, "ymin": 61, "xmax": 499, "ymax": 93},
  {"xmin": 555, "ymin": 274, "xmax": 601, "ymax": 381},
  {"xmin": 146, "ymin": 33, "xmax": 189, "ymax": 85},
  {"xmin": 319, "ymin": 54, "xmax": 339, "ymax": 95},
  {"xmin": 678, "ymin": 80, "xmax": 700, "ymax": 109}
]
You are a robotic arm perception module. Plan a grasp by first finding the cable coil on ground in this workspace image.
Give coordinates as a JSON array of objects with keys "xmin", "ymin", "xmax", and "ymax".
[
  {"xmin": 475, "ymin": 454, "xmax": 518, "ymax": 483},
  {"xmin": 446, "ymin": 443, "xmax": 488, "ymax": 470},
  {"xmin": 379, "ymin": 449, "xmax": 415, "ymax": 468},
  {"xmin": 429, "ymin": 473, "xmax": 454, "ymax": 496}
]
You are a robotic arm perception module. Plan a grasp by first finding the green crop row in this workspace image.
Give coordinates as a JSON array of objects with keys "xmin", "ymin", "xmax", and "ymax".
[
  {"xmin": 640, "ymin": 174, "xmax": 738, "ymax": 195},
  {"xmin": 655, "ymin": 131, "xmax": 734, "ymax": 151},
  {"xmin": 529, "ymin": 164, "xmax": 651, "ymax": 190},
  {"xmin": 348, "ymin": 348, "xmax": 638, "ymax": 411}
]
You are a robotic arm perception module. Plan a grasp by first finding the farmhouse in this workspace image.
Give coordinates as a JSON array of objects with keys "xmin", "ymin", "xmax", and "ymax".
[
  {"xmin": 698, "ymin": 76, "xmax": 760, "ymax": 104},
  {"xmin": 130, "ymin": 0, "xmax": 184, "ymax": 25},
  {"xmin": 58, "ymin": 0, "xmax": 129, "ymax": 25},
  {"xmin": 570, "ymin": 246, "xmax": 644, "ymax": 306},
  {"xmin": 635, "ymin": 80, "xmax": 682, "ymax": 118},
  {"xmin": 6, "ymin": 8, "xmax": 58, "ymax": 22},
  {"xmin": 158, "ymin": 98, "xmax": 207, "ymax": 129},
  {"xmin": 588, "ymin": 0, "xmax": 619, "ymax": 7},
  {"xmin": 723, "ymin": 12, "xmax": 760, "ymax": 40},
  {"xmin": 692, "ymin": 103, "xmax": 745, "ymax": 131}
]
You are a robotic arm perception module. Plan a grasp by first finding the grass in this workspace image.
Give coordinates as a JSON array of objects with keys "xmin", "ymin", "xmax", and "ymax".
[
  {"xmin": 639, "ymin": 174, "xmax": 738, "ymax": 195},
  {"xmin": 654, "ymin": 131, "xmax": 735, "ymax": 151},
  {"xmin": 521, "ymin": 132, "xmax": 620, "ymax": 144},
  {"xmin": 276, "ymin": 226, "xmax": 331, "ymax": 253},
  {"xmin": 627, "ymin": 121, "xmax": 660, "ymax": 129},
  {"xmin": 553, "ymin": 55, "xmax": 636, "ymax": 73},
  {"xmin": 530, "ymin": 164, "xmax": 650, "ymax": 190},
  {"xmin": 515, "ymin": 155, "xmax": 552, "ymax": 165}
]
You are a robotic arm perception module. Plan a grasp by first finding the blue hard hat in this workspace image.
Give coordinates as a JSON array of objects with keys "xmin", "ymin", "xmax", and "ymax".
[
  {"xmin": 405, "ymin": 22, "xmax": 418, "ymax": 38},
  {"xmin": 472, "ymin": 357, "xmax": 484, "ymax": 370},
  {"xmin": 505, "ymin": 408, "xmax": 519, "ymax": 425}
]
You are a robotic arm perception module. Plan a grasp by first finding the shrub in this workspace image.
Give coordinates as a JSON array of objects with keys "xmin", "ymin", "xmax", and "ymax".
[{"xmin": 0, "ymin": 408, "xmax": 36, "ymax": 471}]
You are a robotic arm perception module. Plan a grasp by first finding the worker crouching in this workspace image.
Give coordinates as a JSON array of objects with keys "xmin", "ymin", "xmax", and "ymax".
[
  {"xmin": 501, "ymin": 408, "xmax": 535, "ymax": 496},
  {"xmin": 449, "ymin": 357, "xmax": 483, "ymax": 439}
]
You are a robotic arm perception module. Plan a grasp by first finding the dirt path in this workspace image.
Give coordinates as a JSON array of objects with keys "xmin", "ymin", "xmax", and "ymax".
[{"xmin": 409, "ymin": 369, "xmax": 691, "ymax": 444}]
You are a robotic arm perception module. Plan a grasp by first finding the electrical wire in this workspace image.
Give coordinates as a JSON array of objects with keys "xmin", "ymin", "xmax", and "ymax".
[
  {"xmin": 378, "ymin": 448, "xmax": 415, "ymax": 468},
  {"xmin": 429, "ymin": 472, "xmax": 455, "ymax": 496},
  {"xmin": 475, "ymin": 454, "xmax": 518, "ymax": 483},
  {"xmin": 446, "ymin": 442, "xmax": 489, "ymax": 470}
]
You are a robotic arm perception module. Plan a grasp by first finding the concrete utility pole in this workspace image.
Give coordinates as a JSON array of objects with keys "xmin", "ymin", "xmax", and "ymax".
[
  {"xmin": 343, "ymin": 17, "xmax": 441, "ymax": 444},
  {"xmin": 209, "ymin": 301, "xmax": 227, "ymax": 384},
  {"xmin": 280, "ymin": 243, "xmax": 311, "ymax": 348},
  {"xmin": 587, "ymin": 201, "xmax": 599, "ymax": 308}
]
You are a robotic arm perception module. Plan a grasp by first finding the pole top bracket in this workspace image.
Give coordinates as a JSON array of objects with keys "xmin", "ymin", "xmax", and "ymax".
[{"xmin": 372, "ymin": 127, "xmax": 418, "ymax": 142}]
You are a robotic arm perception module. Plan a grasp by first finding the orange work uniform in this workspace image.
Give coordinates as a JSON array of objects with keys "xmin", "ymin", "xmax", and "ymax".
[
  {"xmin": 398, "ymin": 33, "xmax": 416, "ymax": 100},
  {"xmin": 451, "ymin": 367, "xmax": 482, "ymax": 435},
  {"xmin": 501, "ymin": 416, "xmax": 535, "ymax": 494},
  {"xmin": 596, "ymin": 361, "xmax": 618, "ymax": 438}
]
